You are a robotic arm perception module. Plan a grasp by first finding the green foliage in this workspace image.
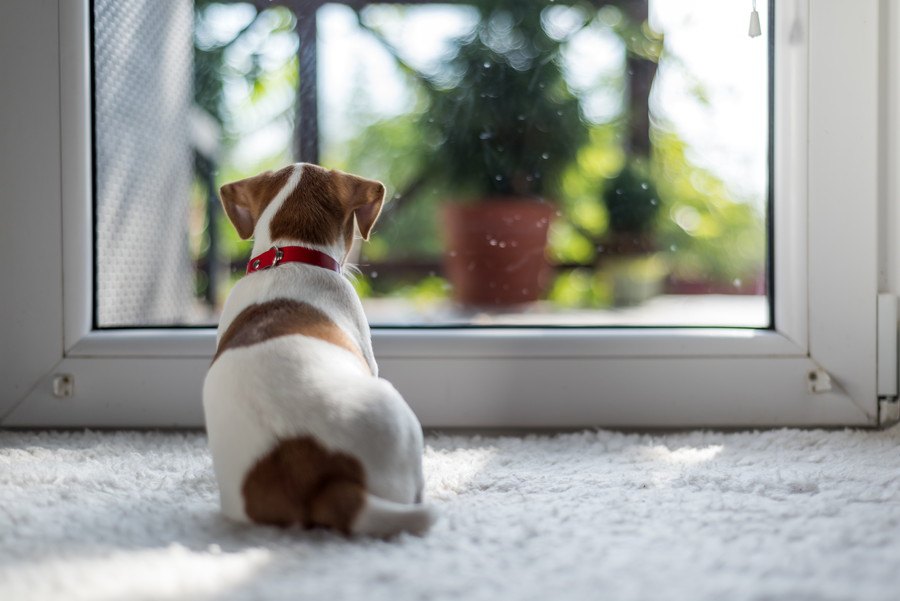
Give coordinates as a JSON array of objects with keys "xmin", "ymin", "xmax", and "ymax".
[
  {"xmin": 350, "ymin": 274, "xmax": 373, "ymax": 299},
  {"xmin": 548, "ymin": 220, "xmax": 595, "ymax": 265},
  {"xmin": 355, "ymin": 274, "xmax": 451, "ymax": 305},
  {"xmin": 546, "ymin": 125, "xmax": 621, "ymax": 264},
  {"xmin": 610, "ymin": 11, "xmax": 664, "ymax": 62},
  {"xmin": 548, "ymin": 269, "xmax": 612, "ymax": 308},
  {"xmin": 546, "ymin": 124, "xmax": 765, "ymax": 289},
  {"xmin": 602, "ymin": 160, "xmax": 660, "ymax": 234},
  {"xmin": 652, "ymin": 132, "xmax": 765, "ymax": 282},
  {"xmin": 194, "ymin": 2, "xmax": 297, "ymax": 133},
  {"xmin": 411, "ymin": 0, "xmax": 591, "ymax": 201},
  {"xmin": 398, "ymin": 276, "xmax": 452, "ymax": 304}
]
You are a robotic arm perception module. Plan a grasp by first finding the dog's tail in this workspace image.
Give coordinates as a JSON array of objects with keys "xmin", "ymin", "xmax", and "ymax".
[
  {"xmin": 242, "ymin": 436, "xmax": 436, "ymax": 537},
  {"xmin": 349, "ymin": 493, "xmax": 437, "ymax": 537},
  {"xmin": 307, "ymin": 479, "xmax": 436, "ymax": 537},
  {"xmin": 304, "ymin": 476, "xmax": 435, "ymax": 538}
]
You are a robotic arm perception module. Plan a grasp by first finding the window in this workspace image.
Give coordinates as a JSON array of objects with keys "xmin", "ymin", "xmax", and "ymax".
[
  {"xmin": 93, "ymin": 0, "xmax": 770, "ymax": 328},
  {"xmin": 1, "ymin": 0, "xmax": 893, "ymax": 429}
]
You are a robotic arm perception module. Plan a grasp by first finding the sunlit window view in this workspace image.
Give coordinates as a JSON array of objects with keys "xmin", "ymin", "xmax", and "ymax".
[{"xmin": 93, "ymin": 0, "xmax": 769, "ymax": 327}]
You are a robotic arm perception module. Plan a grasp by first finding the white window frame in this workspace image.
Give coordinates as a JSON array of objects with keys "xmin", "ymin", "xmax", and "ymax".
[{"xmin": 1, "ymin": 0, "xmax": 894, "ymax": 428}]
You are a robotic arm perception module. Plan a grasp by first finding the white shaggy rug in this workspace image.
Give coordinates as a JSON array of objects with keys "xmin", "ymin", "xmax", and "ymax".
[{"xmin": 2, "ymin": 427, "xmax": 900, "ymax": 601}]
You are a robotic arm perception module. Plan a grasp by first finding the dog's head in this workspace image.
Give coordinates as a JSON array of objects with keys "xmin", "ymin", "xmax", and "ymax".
[{"xmin": 219, "ymin": 164, "xmax": 386, "ymax": 256}]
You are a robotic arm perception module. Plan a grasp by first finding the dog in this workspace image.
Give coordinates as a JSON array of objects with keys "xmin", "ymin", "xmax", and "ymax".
[{"xmin": 203, "ymin": 163, "xmax": 434, "ymax": 536}]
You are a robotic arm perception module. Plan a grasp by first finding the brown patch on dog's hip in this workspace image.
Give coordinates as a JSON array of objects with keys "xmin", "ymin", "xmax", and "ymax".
[
  {"xmin": 214, "ymin": 299, "xmax": 369, "ymax": 371},
  {"xmin": 242, "ymin": 436, "xmax": 367, "ymax": 534}
]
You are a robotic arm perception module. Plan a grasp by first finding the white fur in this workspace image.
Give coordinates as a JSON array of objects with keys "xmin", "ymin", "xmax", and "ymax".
[{"xmin": 203, "ymin": 163, "xmax": 432, "ymax": 535}]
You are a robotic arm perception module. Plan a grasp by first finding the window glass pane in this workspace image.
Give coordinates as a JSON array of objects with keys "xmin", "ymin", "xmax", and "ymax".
[{"xmin": 93, "ymin": 0, "xmax": 770, "ymax": 328}]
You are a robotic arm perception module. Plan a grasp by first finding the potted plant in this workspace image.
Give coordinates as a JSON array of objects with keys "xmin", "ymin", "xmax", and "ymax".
[
  {"xmin": 600, "ymin": 161, "xmax": 667, "ymax": 306},
  {"xmin": 410, "ymin": 0, "xmax": 590, "ymax": 306}
]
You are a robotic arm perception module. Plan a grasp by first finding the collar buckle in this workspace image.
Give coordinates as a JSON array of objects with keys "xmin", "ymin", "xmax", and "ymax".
[{"xmin": 271, "ymin": 245, "xmax": 284, "ymax": 268}]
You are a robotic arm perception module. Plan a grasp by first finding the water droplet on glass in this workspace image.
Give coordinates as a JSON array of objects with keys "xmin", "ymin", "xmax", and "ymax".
[
  {"xmin": 650, "ymin": 198, "xmax": 658, "ymax": 205},
  {"xmin": 616, "ymin": 188, "xmax": 624, "ymax": 195},
  {"xmin": 499, "ymin": 241, "xmax": 507, "ymax": 248},
  {"xmin": 449, "ymin": 250, "xmax": 458, "ymax": 257},
  {"xmin": 479, "ymin": 131, "xmax": 492, "ymax": 140},
  {"xmin": 521, "ymin": 288, "xmax": 529, "ymax": 295},
  {"xmin": 597, "ymin": 244, "xmax": 605, "ymax": 252},
  {"xmin": 483, "ymin": 61, "xmax": 492, "ymax": 69},
  {"xmin": 640, "ymin": 182, "xmax": 649, "ymax": 190},
  {"xmin": 371, "ymin": 271, "xmax": 378, "ymax": 279},
  {"xmin": 517, "ymin": 114, "xmax": 525, "ymax": 121},
  {"xmin": 495, "ymin": 175, "xmax": 503, "ymax": 181},
  {"xmin": 541, "ymin": 152, "xmax": 550, "ymax": 160},
  {"xmin": 669, "ymin": 244, "xmax": 677, "ymax": 252},
  {"xmin": 733, "ymin": 278, "xmax": 742, "ymax": 288}
]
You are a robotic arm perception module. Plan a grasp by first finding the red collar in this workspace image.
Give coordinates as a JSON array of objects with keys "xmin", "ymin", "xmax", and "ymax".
[{"xmin": 246, "ymin": 245, "xmax": 342, "ymax": 275}]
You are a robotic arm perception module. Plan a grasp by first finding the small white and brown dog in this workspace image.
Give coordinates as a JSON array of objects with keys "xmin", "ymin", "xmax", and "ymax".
[{"xmin": 203, "ymin": 163, "xmax": 434, "ymax": 536}]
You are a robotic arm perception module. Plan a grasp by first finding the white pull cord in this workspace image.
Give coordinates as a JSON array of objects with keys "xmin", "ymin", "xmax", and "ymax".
[{"xmin": 749, "ymin": 0, "xmax": 762, "ymax": 38}]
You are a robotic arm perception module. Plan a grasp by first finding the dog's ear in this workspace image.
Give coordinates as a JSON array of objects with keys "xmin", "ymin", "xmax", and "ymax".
[
  {"xmin": 353, "ymin": 181, "xmax": 386, "ymax": 241},
  {"xmin": 219, "ymin": 181, "xmax": 255, "ymax": 239},
  {"xmin": 335, "ymin": 173, "xmax": 385, "ymax": 240},
  {"xmin": 219, "ymin": 169, "xmax": 291, "ymax": 239}
]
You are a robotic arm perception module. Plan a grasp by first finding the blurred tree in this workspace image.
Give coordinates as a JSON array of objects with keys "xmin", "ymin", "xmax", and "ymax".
[{"xmin": 357, "ymin": 0, "xmax": 659, "ymax": 208}]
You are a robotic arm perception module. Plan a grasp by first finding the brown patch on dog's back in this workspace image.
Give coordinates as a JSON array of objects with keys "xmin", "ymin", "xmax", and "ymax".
[
  {"xmin": 242, "ymin": 436, "xmax": 367, "ymax": 533},
  {"xmin": 270, "ymin": 164, "xmax": 348, "ymax": 247},
  {"xmin": 214, "ymin": 299, "xmax": 369, "ymax": 371}
]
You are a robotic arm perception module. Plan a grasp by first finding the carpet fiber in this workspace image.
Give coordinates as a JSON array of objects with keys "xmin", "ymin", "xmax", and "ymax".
[{"xmin": 2, "ymin": 426, "xmax": 900, "ymax": 601}]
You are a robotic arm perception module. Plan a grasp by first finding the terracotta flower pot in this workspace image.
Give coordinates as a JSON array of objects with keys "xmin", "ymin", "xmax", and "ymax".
[{"xmin": 442, "ymin": 199, "xmax": 555, "ymax": 306}]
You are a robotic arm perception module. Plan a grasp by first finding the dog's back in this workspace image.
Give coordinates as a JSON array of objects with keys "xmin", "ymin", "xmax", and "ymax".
[
  {"xmin": 203, "ymin": 164, "xmax": 433, "ymax": 536},
  {"xmin": 205, "ymin": 330, "xmax": 430, "ymax": 535}
]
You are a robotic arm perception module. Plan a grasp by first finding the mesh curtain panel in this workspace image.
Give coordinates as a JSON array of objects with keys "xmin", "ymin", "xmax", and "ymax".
[{"xmin": 94, "ymin": 0, "xmax": 195, "ymax": 326}]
